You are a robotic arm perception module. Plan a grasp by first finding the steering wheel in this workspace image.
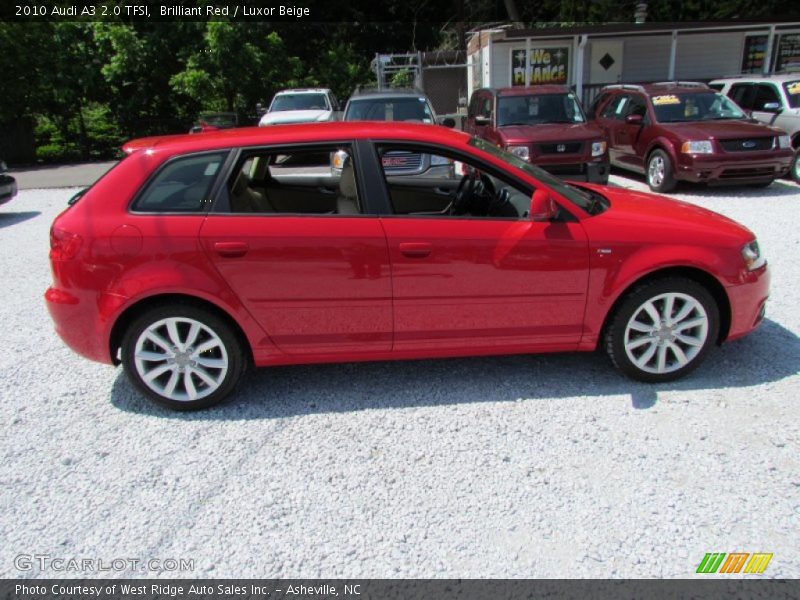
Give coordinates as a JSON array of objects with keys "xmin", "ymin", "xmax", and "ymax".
[{"xmin": 450, "ymin": 169, "xmax": 477, "ymax": 215}]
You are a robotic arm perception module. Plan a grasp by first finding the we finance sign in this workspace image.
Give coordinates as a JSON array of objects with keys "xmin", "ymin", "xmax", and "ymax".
[{"xmin": 512, "ymin": 47, "xmax": 569, "ymax": 86}]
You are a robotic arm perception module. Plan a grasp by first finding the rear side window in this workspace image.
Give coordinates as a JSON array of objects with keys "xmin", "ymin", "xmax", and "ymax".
[
  {"xmin": 729, "ymin": 83, "xmax": 753, "ymax": 109},
  {"xmin": 132, "ymin": 152, "xmax": 227, "ymax": 213}
]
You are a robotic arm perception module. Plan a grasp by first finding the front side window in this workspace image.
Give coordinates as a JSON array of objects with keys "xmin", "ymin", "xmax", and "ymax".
[
  {"xmin": 650, "ymin": 92, "xmax": 745, "ymax": 122},
  {"xmin": 468, "ymin": 137, "xmax": 607, "ymax": 216},
  {"xmin": 497, "ymin": 93, "xmax": 585, "ymax": 126},
  {"xmin": 601, "ymin": 94, "xmax": 629, "ymax": 119},
  {"xmin": 132, "ymin": 152, "xmax": 227, "ymax": 213},
  {"xmin": 344, "ymin": 97, "xmax": 434, "ymax": 123},
  {"xmin": 270, "ymin": 93, "xmax": 330, "ymax": 112},
  {"xmin": 223, "ymin": 145, "xmax": 360, "ymax": 215},
  {"xmin": 753, "ymin": 84, "xmax": 781, "ymax": 109},
  {"xmin": 378, "ymin": 144, "xmax": 530, "ymax": 219}
]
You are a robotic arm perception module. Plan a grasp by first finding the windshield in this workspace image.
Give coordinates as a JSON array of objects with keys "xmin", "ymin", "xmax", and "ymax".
[
  {"xmin": 784, "ymin": 81, "xmax": 800, "ymax": 108},
  {"xmin": 651, "ymin": 92, "xmax": 745, "ymax": 122},
  {"xmin": 468, "ymin": 137, "xmax": 600, "ymax": 214},
  {"xmin": 270, "ymin": 93, "xmax": 329, "ymax": 112},
  {"xmin": 497, "ymin": 93, "xmax": 585, "ymax": 126},
  {"xmin": 344, "ymin": 97, "xmax": 434, "ymax": 123}
]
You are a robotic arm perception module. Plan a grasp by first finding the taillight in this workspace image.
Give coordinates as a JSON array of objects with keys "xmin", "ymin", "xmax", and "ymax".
[{"xmin": 49, "ymin": 226, "xmax": 82, "ymax": 260}]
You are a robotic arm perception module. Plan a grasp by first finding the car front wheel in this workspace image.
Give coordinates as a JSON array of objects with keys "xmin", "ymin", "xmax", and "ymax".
[
  {"xmin": 646, "ymin": 149, "xmax": 676, "ymax": 193},
  {"xmin": 605, "ymin": 278, "xmax": 720, "ymax": 382},
  {"xmin": 791, "ymin": 149, "xmax": 800, "ymax": 183},
  {"xmin": 121, "ymin": 304, "xmax": 246, "ymax": 410}
]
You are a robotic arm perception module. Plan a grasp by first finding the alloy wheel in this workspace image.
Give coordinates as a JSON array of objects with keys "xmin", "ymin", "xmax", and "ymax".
[
  {"xmin": 133, "ymin": 317, "xmax": 229, "ymax": 402},
  {"xmin": 623, "ymin": 292, "xmax": 709, "ymax": 374},
  {"xmin": 648, "ymin": 155, "xmax": 665, "ymax": 187}
]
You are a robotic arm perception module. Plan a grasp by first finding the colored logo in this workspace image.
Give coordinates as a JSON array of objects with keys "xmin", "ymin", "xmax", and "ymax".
[{"xmin": 696, "ymin": 552, "xmax": 773, "ymax": 574}]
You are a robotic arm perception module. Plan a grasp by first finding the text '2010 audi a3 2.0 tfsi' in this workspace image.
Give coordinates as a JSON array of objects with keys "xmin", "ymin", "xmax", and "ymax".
[{"xmin": 45, "ymin": 122, "xmax": 769, "ymax": 410}]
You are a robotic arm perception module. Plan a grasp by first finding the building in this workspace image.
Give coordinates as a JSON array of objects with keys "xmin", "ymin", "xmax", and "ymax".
[{"xmin": 467, "ymin": 22, "xmax": 800, "ymax": 107}]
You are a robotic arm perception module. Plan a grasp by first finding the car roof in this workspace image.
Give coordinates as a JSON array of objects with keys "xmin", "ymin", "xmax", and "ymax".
[
  {"xmin": 710, "ymin": 73, "xmax": 800, "ymax": 83},
  {"xmin": 122, "ymin": 122, "xmax": 469, "ymax": 156},
  {"xmin": 274, "ymin": 88, "xmax": 331, "ymax": 95},
  {"xmin": 487, "ymin": 85, "xmax": 571, "ymax": 96},
  {"xmin": 602, "ymin": 82, "xmax": 713, "ymax": 95},
  {"xmin": 348, "ymin": 89, "xmax": 431, "ymax": 101}
]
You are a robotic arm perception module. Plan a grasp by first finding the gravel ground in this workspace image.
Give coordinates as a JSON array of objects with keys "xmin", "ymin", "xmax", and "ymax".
[{"xmin": 0, "ymin": 172, "xmax": 798, "ymax": 579}]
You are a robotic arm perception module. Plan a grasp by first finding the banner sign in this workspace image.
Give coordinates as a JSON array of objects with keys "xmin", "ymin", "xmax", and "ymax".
[{"xmin": 512, "ymin": 47, "xmax": 570, "ymax": 86}]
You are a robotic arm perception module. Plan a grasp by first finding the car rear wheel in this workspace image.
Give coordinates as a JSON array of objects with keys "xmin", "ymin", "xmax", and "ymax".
[
  {"xmin": 646, "ymin": 150, "xmax": 676, "ymax": 193},
  {"xmin": 121, "ymin": 304, "xmax": 246, "ymax": 410},
  {"xmin": 605, "ymin": 278, "xmax": 719, "ymax": 382},
  {"xmin": 791, "ymin": 150, "xmax": 800, "ymax": 183}
]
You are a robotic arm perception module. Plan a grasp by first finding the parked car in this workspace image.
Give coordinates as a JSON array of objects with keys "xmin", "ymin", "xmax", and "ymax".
[
  {"xmin": 710, "ymin": 73, "xmax": 800, "ymax": 182},
  {"xmin": 337, "ymin": 88, "xmax": 455, "ymax": 179},
  {"xmin": 0, "ymin": 161, "xmax": 17, "ymax": 205},
  {"xmin": 189, "ymin": 112, "xmax": 238, "ymax": 134},
  {"xmin": 587, "ymin": 82, "xmax": 794, "ymax": 192},
  {"xmin": 464, "ymin": 86, "xmax": 609, "ymax": 183},
  {"xmin": 45, "ymin": 122, "xmax": 770, "ymax": 410},
  {"xmin": 258, "ymin": 88, "xmax": 341, "ymax": 126}
]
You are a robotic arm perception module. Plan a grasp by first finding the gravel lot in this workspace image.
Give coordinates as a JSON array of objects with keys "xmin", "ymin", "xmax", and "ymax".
[{"xmin": 1, "ymin": 171, "xmax": 798, "ymax": 579}]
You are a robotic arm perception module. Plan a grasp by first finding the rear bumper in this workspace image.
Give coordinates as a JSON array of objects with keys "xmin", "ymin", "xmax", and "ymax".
[
  {"xmin": 676, "ymin": 151, "xmax": 793, "ymax": 184},
  {"xmin": 725, "ymin": 264, "xmax": 770, "ymax": 342},
  {"xmin": 45, "ymin": 287, "xmax": 122, "ymax": 364}
]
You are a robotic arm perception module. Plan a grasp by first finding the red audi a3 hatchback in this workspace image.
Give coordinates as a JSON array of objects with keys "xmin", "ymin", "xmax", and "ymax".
[{"xmin": 46, "ymin": 122, "xmax": 769, "ymax": 410}]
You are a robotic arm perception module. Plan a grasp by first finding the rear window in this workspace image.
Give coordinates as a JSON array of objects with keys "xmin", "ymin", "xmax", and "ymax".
[
  {"xmin": 344, "ymin": 97, "xmax": 434, "ymax": 123},
  {"xmin": 132, "ymin": 152, "xmax": 227, "ymax": 213}
]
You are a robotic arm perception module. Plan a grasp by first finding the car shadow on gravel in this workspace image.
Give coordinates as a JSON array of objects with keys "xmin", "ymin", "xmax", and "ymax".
[
  {"xmin": 0, "ymin": 211, "xmax": 41, "ymax": 228},
  {"xmin": 109, "ymin": 318, "xmax": 800, "ymax": 420},
  {"xmin": 608, "ymin": 168, "xmax": 799, "ymax": 197}
]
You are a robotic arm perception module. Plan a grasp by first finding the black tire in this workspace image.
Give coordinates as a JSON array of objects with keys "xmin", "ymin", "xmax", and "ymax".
[
  {"xmin": 646, "ymin": 149, "xmax": 677, "ymax": 193},
  {"xmin": 121, "ymin": 303, "xmax": 247, "ymax": 410},
  {"xmin": 791, "ymin": 150, "xmax": 800, "ymax": 184},
  {"xmin": 605, "ymin": 278, "xmax": 720, "ymax": 383}
]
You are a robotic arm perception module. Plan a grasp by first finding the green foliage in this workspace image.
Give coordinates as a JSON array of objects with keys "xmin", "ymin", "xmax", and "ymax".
[{"xmin": 390, "ymin": 68, "xmax": 415, "ymax": 89}]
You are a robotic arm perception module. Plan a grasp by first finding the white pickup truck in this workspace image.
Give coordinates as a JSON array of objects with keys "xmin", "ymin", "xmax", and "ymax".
[{"xmin": 258, "ymin": 88, "xmax": 342, "ymax": 126}]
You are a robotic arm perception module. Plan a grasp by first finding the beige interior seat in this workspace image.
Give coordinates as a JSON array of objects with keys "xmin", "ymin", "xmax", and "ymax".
[
  {"xmin": 229, "ymin": 169, "xmax": 273, "ymax": 213},
  {"xmin": 337, "ymin": 157, "xmax": 360, "ymax": 215}
]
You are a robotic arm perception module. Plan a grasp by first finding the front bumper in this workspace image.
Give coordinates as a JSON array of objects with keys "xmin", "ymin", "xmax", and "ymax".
[
  {"xmin": 725, "ymin": 264, "xmax": 770, "ymax": 342},
  {"xmin": 537, "ymin": 159, "xmax": 610, "ymax": 184},
  {"xmin": 676, "ymin": 151, "xmax": 793, "ymax": 185}
]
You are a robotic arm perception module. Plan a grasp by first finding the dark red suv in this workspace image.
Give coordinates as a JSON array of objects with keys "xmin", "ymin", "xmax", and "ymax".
[
  {"xmin": 587, "ymin": 82, "xmax": 794, "ymax": 192},
  {"xmin": 464, "ymin": 86, "xmax": 609, "ymax": 183}
]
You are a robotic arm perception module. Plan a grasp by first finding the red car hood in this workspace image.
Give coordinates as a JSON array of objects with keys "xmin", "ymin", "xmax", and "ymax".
[
  {"xmin": 661, "ymin": 119, "xmax": 783, "ymax": 140},
  {"xmin": 578, "ymin": 183, "xmax": 754, "ymax": 245},
  {"xmin": 497, "ymin": 122, "xmax": 604, "ymax": 144}
]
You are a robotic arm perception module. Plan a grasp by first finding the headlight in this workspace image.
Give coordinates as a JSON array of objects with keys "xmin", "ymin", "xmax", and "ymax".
[
  {"xmin": 316, "ymin": 113, "xmax": 332, "ymax": 122},
  {"xmin": 777, "ymin": 135, "xmax": 791, "ymax": 149},
  {"xmin": 591, "ymin": 141, "xmax": 607, "ymax": 157},
  {"xmin": 430, "ymin": 154, "xmax": 453, "ymax": 166},
  {"xmin": 331, "ymin": 149, "xmax": 348, "ymax": 171},
  {"xmin": 507, "ymin": 145, "xmax": 530, "ymax": 161},
  {"xmin": 742, "ymin": 240, "xmax": 766, "ymax": 271},
  {"xmin": 681, "ymin": 140, "xmax": 714, "ymax": 154}
]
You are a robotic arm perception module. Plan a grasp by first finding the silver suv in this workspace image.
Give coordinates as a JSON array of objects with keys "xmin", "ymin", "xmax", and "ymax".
[{"xmin": 711, "ymin": 73, "xmax": 800, "ymax": 181}]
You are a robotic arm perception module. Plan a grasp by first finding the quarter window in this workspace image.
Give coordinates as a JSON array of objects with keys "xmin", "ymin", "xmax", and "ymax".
[{"xmin": 132, "ymin": 152, "xmax": 227, "ymax": 213}]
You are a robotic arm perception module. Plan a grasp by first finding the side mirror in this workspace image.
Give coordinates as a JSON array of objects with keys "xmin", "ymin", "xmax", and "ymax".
[
  {"xmin": 440, "ymin": 117, "xmax": 456, "ymax": 128},
  {"xmin": 530, "ymin": 189, "xmax": 557, "ymax": 222},
  {"xmin": 762, "ymin": 102, "xmax": 782, "ymax": 113},
  {"xmin": 475, "ymin": 115, "xmax": 491, "ymax": 126},
  {"xmin": 625, "ymin": 114, "xmax": 643, "ymax": 125}
]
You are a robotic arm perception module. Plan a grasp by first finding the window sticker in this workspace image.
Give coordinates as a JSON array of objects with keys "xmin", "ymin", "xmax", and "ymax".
[
  {"xmin": 787, "ymin": 82, "xmax": 800, "ymax": 95},
  {"xmin": 652, "ymin": 95, "xmax": 681, "ymax": 105},
  {"xmin": 204, "ymin": 162, "xmax": 220, "ymax": 176}
]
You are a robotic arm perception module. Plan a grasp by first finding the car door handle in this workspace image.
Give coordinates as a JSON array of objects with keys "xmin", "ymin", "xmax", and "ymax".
[
  {"xmin": 214, "ymin": 241, "xmax": 249, "ymax": 258},
  {"xmin": 433, "ymin": 187, "xmax": 453, "ymax": 196},
  {"xmin": 399, "ymin": 242, "xmax": 432, "ymax": 258}
]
